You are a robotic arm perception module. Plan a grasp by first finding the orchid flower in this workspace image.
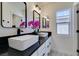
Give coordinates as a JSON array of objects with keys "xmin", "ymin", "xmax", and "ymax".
[{"xmin": 28, "ymin": 20, "xmax": 40, "ymax": 29}]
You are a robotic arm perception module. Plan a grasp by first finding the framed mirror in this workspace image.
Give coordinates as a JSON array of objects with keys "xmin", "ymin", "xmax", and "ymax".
[
  {"xmin": 42, "ymin": 17, "xmax": 49, "ymax": 28},
  {"xmin": 42, "ymin": 17, "xmax": 46, "ymax": 28},
  {"xmin": 33, "ymin": 10, "xmax": 40, "ymax": 29},
  {"xmin": 1, "ymin": 2, "xmax": 27, "ymax": 28}
]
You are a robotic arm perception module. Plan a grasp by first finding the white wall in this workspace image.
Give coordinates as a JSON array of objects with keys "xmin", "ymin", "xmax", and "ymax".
[{"xmin": 39, "ymin": 2, "xmax": 77, "ymax": 55}]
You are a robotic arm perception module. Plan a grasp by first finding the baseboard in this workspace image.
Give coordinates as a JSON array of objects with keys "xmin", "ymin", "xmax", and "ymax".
[{"xmin": 51, "ymin": 48, "xmax": 76, "ymax": 56}]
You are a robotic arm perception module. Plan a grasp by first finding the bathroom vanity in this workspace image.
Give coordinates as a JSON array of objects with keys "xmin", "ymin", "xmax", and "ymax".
[
  {"xmin": 8, "ymin": 32, "xmax": 52, "ymax": 56},
  {"xmin": 31, "ymin": 34, "xmax": 52, "ymax": 56}
]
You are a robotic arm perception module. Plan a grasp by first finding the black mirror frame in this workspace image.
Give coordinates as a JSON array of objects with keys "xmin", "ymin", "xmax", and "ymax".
[
  {"xmin": 33, "ymin": 10, "xmax": 40, "ymax": 28},
  {"xmin": 1, "ymin": 2, "xmax": 27, "ymax": 28}
]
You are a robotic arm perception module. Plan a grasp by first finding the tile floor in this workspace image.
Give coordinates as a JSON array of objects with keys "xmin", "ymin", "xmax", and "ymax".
[{"xmin": 48, "ymin": 50, "xmax": 71, "ymax": 56}]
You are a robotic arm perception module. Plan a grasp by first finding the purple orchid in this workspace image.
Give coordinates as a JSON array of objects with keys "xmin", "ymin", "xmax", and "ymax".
[{"xmin": 28, "ymin": 20, "xmax": 40, "ymax": 29}]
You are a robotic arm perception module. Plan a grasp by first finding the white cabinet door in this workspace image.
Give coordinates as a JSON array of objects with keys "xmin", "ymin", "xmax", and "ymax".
[
  {"xmin": 31, "ymin": 36, "xmax": 52, "ymax": 56},
  {"xmin": 41, "ymin": 48, "xmax": 47, "ymax": 56},
  {"xmin": 31, "ymin": 50, "xmax": 38, "ymax": 56},
  {"xmin": 46, "ymin": 36, "xmax": 52, "ymax": 55},
  {"xmin": 37, "ymin": 42, "xmax": 46, "ymax": 56},
  {"xmin": 48, "ymin": 36, "xmax": 52, "ymax": 51}
]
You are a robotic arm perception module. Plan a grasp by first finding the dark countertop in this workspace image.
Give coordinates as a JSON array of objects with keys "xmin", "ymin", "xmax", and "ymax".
[{"xmin": 0, "ymin": 31, "xmax": 52, "ymax": 56}]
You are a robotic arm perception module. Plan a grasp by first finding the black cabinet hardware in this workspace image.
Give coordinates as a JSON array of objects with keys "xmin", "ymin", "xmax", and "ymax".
[
  {"xmin": 76, "ymin": 30, "xmax": 79, "ymax": 33},
  {"xmin": 76, "ymin": 10, "xmax": 79, "ymax": 13},
  {"xmin": 42, "ymin": 53, "xmax": 45, "ymax": 56},
  {"xmin": 77, "ymin": 49, "xmax": 79, "ymax": 53}
]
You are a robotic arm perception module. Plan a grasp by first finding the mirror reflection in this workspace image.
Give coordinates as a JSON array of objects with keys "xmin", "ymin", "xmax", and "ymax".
[{"xmin": 1, "ymin": 2, "xmax": 26, "ymax": 28}]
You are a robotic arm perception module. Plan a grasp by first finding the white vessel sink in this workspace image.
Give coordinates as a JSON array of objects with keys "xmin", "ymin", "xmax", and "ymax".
[
  {"xmin": 8, "ymin": 35, "xmax": 39, "ymax": 51},
  {"xmin": 38, "ymin": 32, "xmax": 48, "ymax": 37}
]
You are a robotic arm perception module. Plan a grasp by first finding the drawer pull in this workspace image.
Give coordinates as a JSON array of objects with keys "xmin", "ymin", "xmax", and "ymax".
[
  {"xmin": 47, "ymin": 45, "xmax": 49, "ymax": 48},
  {"xmin": 42, "ymin": 53, "xmax": 45, "ymax": 56},
  {"xmin": 49, "ymin": 42, "xmax": 51, "ymax": 45}
]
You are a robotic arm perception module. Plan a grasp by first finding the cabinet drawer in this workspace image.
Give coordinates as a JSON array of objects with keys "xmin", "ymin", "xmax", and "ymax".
[
  {"xmin": 31, "ymin": 36, "xmax": 52, "ymax": 56},
  {"xmin": 38, "ymin": 42, "xmax": 46, "ymax": 56},
  {"xmin": 38, "ymin": 42, "xmax": 46, "ymax": 52},
  {"xmin": 31, "ymin": 51, "xmax": 38, "ymax": 56},
  {"xmin": 46, "ymin": 37, "xmax": 52, "ymax": 54},
  {"xmin": 46, "ymin": 37, "xmax": 51, "ymax": 48},
  {"xmin": 38, "ymin": 47, "xmax": 46, "ymax": 56}
]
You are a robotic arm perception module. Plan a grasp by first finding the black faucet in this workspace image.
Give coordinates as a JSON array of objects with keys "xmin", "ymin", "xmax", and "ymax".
[
  {"xmin": 17, "ymin": 28, "xmax": 20, "ymax": 35},
  {"xmin": 17, "ymin": 28, "xmax": 24, "ymax": 35}
]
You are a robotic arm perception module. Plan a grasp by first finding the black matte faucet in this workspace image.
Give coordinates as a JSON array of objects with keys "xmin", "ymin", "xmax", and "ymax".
[
  {"xmin": 17, "ymin": 28, "xmax": 24, "ymax": 35},
  {"xmin": 17, "ymin": 28, "xmax": 20, "ymax": 35}
]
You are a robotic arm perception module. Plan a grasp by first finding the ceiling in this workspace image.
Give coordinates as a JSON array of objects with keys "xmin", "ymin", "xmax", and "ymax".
[{"xmin": 36, "ymin": 2, "xmax": 74, "ymax": 7}]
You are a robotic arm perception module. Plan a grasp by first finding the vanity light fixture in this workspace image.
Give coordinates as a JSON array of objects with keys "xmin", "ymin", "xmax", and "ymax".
[
  {"xmin": 33, "ymin": 5, "xmax": 41, "ymax": 13},
  {"xmin": 35, "ymin": 5, "xmax": 41, "ymax": 10}
]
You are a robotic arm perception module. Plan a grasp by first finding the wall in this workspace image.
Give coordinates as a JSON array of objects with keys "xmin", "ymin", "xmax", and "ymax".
[{"xmin": 39, "ymin": 2, "xmax": 77, "ymax": 55}]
